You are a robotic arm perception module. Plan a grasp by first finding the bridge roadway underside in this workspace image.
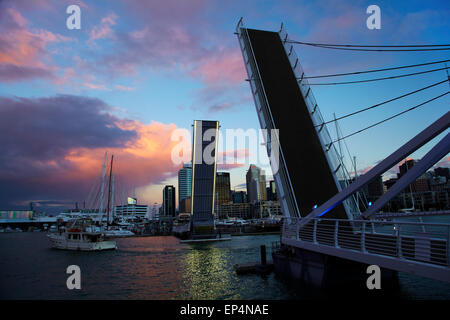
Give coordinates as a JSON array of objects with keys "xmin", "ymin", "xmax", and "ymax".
[
  {"xmin": 272, "ymin": 245, "xmax": 398, "ymax": 289},
  {"xmin": 244, "ymin": 28, "xmax": 348, "ymax": 220}
]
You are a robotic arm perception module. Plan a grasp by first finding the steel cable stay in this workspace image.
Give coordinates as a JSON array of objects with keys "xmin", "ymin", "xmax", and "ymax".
[
  {"xmin": 286, "ymin": 39, "xmax": 450, "ymax": 51},
  {"xmin": 286, "ymin": 40, "xmax": 450, "ymax": 47},
  {"xmin": 315, "ymin": 79, "xmax": 448, "ymax": 126},
  {"xmin": 329, "ymin": 91, "xmax": 450, "ymax": 144},
  {"xmin": 304, "ymin": 67, "xmax": 449, "ymax": 85},
  {"xmin": 303, "ymin": 59, "xmax": 450, "ymax": 79}
]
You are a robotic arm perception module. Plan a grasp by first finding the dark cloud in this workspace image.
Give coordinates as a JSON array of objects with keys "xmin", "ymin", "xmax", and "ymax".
[
  {"xmin": 0, "ymin": 94, "xmax": 137, "ymax": 211},
  {"xmin": 0, "ymin": 64, "xmax": 54, "ymax": 82}
]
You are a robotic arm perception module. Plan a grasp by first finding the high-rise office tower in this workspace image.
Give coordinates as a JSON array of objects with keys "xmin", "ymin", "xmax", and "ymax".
[
  {"xmin": 268, "ymin": 180, "xmax": 277, "ymax": 201},
  {"xmin": 215, "ymin": 172, "xmax": 231, "ymax": 205},
  {"xmin": 231, "ymin": 190, "xmax": 247, "ymax": 204},
  {"xmin": 191, "ymin": 120, "xmax": 219, "ymax": 237},
  {"xmin": 163, "ymin": 185, "xmax": 176, "ymax": 217},
  {"xmin": 246, "ymin": 164, "xmax": 267, "ymax": 203},
  {"xmin": 178, "ymin": 163, "xmax": 192, "ymax": 212}
]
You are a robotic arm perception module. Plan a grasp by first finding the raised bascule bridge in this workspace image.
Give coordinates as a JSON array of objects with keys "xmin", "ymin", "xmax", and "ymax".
[{"xmin": 235, "ymin": 18, "xmax": 450, "ymax": 287}]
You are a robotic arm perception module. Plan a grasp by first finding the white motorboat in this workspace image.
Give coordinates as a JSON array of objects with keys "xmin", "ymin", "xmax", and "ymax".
[
  {"xmin": 103, "ymin": 227, "xmax": 134, "ymax": 238},
  {"xmin": 47, "ymin": 218, "xmax": 116, "ymax": 251}
]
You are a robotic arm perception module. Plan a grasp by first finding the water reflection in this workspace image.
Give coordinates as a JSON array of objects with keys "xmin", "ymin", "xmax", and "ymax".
[
  {"xmin": 182, "ymin": 243, "xmax": 238, "ymax": 299},
  {"xmin": 1, "ymin": 233, "xmax": 449, "ymax": 299}
]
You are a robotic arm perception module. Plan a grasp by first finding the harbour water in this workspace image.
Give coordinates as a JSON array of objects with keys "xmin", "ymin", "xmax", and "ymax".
[{"xmin": 0, "ymin": 233, "xmax": 449, "ymax": 300}]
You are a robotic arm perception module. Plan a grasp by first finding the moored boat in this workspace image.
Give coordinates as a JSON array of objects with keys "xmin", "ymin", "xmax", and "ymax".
[
  {"xmin": 47, "ymin": 217, "xmax": 116, "ymax": 251},
  {"xmin": 103, "ymin": 226, "xmax": 135, "ymax": 238}
]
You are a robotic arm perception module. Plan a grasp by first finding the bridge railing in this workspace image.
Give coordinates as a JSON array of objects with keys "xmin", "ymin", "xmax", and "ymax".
[{"xmin": 282, "ymin": 217, "xmax": 450, "ymax": 267}]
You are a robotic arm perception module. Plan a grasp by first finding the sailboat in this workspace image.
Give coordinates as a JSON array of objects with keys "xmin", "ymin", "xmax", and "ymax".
[
  {"xmin": 101, "ymin": 154, "xmax": 135, "ymax": 238},
  {"xmin": 47, "ymin": 152, "xmax": 122, "ymax": 250}
]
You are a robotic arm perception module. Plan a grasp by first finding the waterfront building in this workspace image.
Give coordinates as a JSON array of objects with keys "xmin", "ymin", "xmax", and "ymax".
[
  {"xmin": 398, "ymin": 159, "xmax": 416, "ymax": 178},
  {"xmin": 179, "ymin": 197, "xmax": 191, "ymax": 214},
  {"xmin": 163, "ymin": 185, "xmax": 176, "ymax": 217},
  {"xmin": 215, "ymin": 172, "xmax": 231, "ymax": 205},
  {"xmin": 216, "ymin": 203, "xmax": 251, "ymax": 219},
  {"xmin": 246, "ymin": 164, "xmax": 267, "ymax": 203},
  {"xmin": 114, "ymin": 202, "xmax": 149, "ymax": 219},
  {"xmin": 397, "ymin": 159, "xmax": 430, "ymax": 193},
  {"xmin": 231, "ymin": 190, "xmax": 247, "ymax": 204},
  {"xmin": 178, "ymin": 163, "xmax": 192, "ymax": 211},
  {"xmin": 252, "ymin": 201, "xmax": 282, "ymax": 219},
  {"xmin": 434, "ymin": 167, "xmax": 450, "ymax": 180},
  {"xmin": 0, "ymin": 210, "xmax": 34, "ymax": 220},
  {"xmin": 384, "ymin": 178, "xmax": 398, "ymax": 191},
  {"xmin": 267, "ymin": 180, "xmax": 278, "ymax": 201},
  {"xmin": 191, "ymin": 120, "xmax": 219, "ymax": 236}
]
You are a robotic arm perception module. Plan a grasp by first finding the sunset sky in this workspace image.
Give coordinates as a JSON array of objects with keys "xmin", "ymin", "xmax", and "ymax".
[{"xmin": 0, "ymin": 0, "xmax": 448, "ymax": 213}]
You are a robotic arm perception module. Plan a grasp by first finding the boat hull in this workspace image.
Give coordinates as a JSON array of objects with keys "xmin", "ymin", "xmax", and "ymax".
[{"xmin": 47, "ymin": 234, "xmax": 117, "ymax": 251}]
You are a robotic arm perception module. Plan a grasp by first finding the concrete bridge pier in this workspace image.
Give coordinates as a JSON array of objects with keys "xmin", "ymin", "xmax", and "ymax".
[{"xmin": 272, "ymin": 244, "xmax": 398, "ymax": 289}]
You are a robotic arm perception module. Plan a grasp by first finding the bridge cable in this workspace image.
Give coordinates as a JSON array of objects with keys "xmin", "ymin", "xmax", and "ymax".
[
  {"xmin": 303, "ymin": 59, "xmax": 450, "ymax": 79},
  {"xmin": 330, "ymin": 91, "xmax": 450, "ymax": 144},
  {"xmin": 286, "ymin": 40, "xmax": 450, "ymax": 47},
  {"xmin": 286, "ymin": 40, "xmax": 450, "ymax": 52},
  {"xmin": 305, "ymin": 67, "xmax": 449, "ymax": 85},
  {"xmin": 315, "ymin": 79, "xmax": 448, "ymax": 126}
]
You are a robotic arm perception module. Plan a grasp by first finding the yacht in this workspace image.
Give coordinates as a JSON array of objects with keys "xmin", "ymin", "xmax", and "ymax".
[
  {"xmin": 47, "ymin": 218, "xmax": 117, "ymax": 251},
  {"xmin": 103, "ymin": 226, "xmax": 135, "ymax": 238}
]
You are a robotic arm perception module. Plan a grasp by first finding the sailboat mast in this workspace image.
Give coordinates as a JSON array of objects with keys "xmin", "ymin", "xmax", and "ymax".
[
  {"xmin": 111, "ymin": 174, "xmax": 115, "ymax": 223},
  {"xmin": 106, "ymin": 155, "xmax": 114, "ymax": 225},
  {"xmin": 99, "ymin": 152, "xmax": 107, "ymax": 222}
]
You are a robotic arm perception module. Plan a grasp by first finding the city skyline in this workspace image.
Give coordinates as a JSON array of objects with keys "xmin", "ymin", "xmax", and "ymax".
[{"xmin": 0, "ymin": 0, "xmax": 449, "ymax": 213}]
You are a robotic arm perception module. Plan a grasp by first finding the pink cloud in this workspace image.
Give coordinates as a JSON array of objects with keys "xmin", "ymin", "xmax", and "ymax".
[
  {"xmin": 217, "ymin": 163, "xmax": 246, "ymax": 170},
  {"xmin": 0, "ymin": 7, "xmax": 71, "ymax": 82},
  {"xmin": 82, "ymin": 82, "xmax": 109, "ymax": 90},
  {"xmin": 89, "ymin": 13, "xmax": 118, "ymax": 42},
  {"xmin": 191, "ymin": 48, "xmax": 246, "ymax": 85},
  {"xmin": 115, "ymin": 84, "xmax": 135, "ymax": 91},
  {"xmin": 209, "ymin": 102, "xmax": 233, "ymax": 113},
  {"xmin": 219, "ymin": 148, "xmax": 250, "ymax": 160}
]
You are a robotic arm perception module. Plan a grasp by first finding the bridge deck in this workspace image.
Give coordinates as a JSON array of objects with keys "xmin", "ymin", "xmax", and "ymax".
[{"xmin": 282, "ymin": 217, "xmax": 450, "ymax": 283}]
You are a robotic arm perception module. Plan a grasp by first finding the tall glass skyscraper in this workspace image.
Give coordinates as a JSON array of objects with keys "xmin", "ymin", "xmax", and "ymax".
[
  {"xmin": 163, "ymin": 185, "xmax": 176, "ymax": 217},
  {"xmin": 191, "ymin": 120, "xmax": 219, "ymax": 237},
  {"xmin": 178, "ymin": 163, "xmax": 192, "ymax": 212},
  {"xmin": 215, "ymin": 172, "xmax": 231, "ymax": 205},
  {"xmin": 246, "ymin": 164, "xmax": 267, "ymax": 203}
]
